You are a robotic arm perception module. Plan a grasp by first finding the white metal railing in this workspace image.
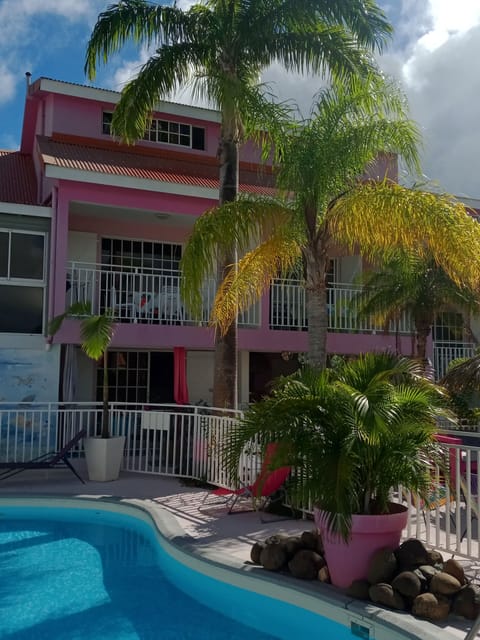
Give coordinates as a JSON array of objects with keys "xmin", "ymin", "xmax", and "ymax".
[
  {"xmin": 67, "ymin": 262, "xmax": 259, "ymax": 328},
  {"xmin": 3, "ymin": 402, "xmax": 480, "ymax": 561},
  {"xmin": 270, "ymin": 279, "xmax": 412, "ymax": 333},
  {"xmin": 433, "ymin": 341, "xmax": 475, "ymax": 380}
]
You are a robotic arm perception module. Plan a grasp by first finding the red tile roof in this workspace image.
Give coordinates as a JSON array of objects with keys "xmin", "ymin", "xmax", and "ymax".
[
  {"xmin": 0, "ymin": 151, "xmax": 38, "ymax": 205},
  {"xmin": 38, "ymin": 135, "xmax": 276, "ymax": 196}
]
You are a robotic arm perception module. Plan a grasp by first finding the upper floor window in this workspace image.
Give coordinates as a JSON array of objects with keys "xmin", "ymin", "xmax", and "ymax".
[
  {"xmin": 102, "ymin": 111, "xmax": 205, "ymax": 150},
  {"xmin": 0, "ymin": 230, "xmax": 47, "ymax": 334}
]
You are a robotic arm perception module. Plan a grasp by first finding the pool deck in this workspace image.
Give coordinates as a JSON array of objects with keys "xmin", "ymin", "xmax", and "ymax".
[{"xmin": 0, "ymin": 466, "xmax": 475, "ymax": 640}]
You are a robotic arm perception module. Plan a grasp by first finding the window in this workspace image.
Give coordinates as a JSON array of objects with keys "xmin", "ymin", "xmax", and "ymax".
[
  {"xmin": 0, "ymin": 230, "xmax": 46, "ymax": 334},
  {"xmin": 96, "ymin": 351, "xmax": 149, "ymax": 404},
  {"xmin": 101, "ymin": 238, "xmax": 182, "ymax": 273},
  {"xmin": 102, "ymin": 111, "xmax": 205, "ymax": 150}
]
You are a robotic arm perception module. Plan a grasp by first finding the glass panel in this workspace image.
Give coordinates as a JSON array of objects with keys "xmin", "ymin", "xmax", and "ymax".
[
  {"xmin": 0, "ymin": 231, "xmax": 8, "ymax": 277},
  {"xmin": 10, "ymin": 233, "xmax": 44, "ymax": 279},
  {"xmin": 179, "ymin": 124, "xmax": 190, "ymax": 135},
  {"xmin": 102, "ymin": 112, "xmax": 113, "ymax": 135},
  {"xmin": 159, "ymin": 120, "xmax": 168, "ymax": 132},
  {"xmin": 169, "ymin": 122, "xmax": 179, "ymax": 133},
  {"xmin": 0, "ymin": 285, "xmax": 43, "ymax": 333},
  {"xmin": 179, "ymin": 136, "xmax": 190, "ymax": 146}
]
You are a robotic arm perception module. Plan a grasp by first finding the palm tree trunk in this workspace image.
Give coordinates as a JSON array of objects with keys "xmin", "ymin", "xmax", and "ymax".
[
  {"xmin": 304, "ymin": 245, "xmax": 329, "ymax": 368},
  {"xmin": 213, "ymin": 125, "xmax": 239, "ymax": 409}
]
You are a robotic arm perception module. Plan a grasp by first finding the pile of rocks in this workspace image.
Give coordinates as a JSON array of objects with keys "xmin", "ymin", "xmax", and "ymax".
[{"xmin": 250, "ymin": 532, "xmax": 480, "ymax": 622}]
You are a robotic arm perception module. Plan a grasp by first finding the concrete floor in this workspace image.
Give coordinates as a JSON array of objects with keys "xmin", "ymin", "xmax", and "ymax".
[{"xmin": 0, "ymin": 465, "xmax": 476, "ymax": 639}]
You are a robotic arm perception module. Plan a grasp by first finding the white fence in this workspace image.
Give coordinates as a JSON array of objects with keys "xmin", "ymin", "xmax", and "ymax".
[
  {"xmin": 433, "ymin": 341, "xmax": 476, "ymax": 380},
  {"xmin": 2, "ymin": 402, "xmax": 480, "ymax": 561},
  {"xmin": 67, "ymin": 261, "xmax": 259, "ymax": 328},
  {"xmin": 270, "ymin": 279, "xmax": 412, "ymax": 333}
]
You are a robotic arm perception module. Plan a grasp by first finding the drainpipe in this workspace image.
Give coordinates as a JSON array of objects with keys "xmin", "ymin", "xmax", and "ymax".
[{"xmin": 46, "ymin": 185, "xmax": 58, "ymax": 347}]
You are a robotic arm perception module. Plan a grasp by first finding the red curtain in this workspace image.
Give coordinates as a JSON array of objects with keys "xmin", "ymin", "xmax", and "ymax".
[{"xmin": 174, "ymin": 346, "xmax": 189, "ymax": 405}]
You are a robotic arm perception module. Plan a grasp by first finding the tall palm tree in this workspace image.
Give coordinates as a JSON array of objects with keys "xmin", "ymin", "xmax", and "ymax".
[
  {"xmin": 85, "ymin": 0, "xmax": 393, "ymax": 408},
  {"xmin": 180, "ymin": 77, "xmax": 480, "ymax": 369},
  {"xmin": 354, "ymin": 251, "xmax": 479, "ymax": 364}
]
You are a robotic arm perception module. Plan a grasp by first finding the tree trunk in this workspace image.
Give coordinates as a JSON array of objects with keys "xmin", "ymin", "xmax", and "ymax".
[
  {"xmin": 213, "ymin": 124, "xmax": 239, "ymax": 409},
  {"xmin": 304, "ymin": 244, "xmax": 330, "ymax": 368}
]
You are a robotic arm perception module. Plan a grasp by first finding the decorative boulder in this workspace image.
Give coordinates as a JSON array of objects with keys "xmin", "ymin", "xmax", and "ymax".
[
  {"xmin": 283, "ymin": 536, "xmax": 304, "ymax": 559},
  {"xmin": 300, "ymin": 530, "xmax": 323, "ymax": 554},
  {"xmin": 369, "ymin": 583, "xmax": 406, "ymax": 610},
  {"xmin": 453, "ymin": 585, "xmax": 480, "ymax": 620},
  {"xmin": 426, "ymin": 549, "xmax": 444, "ymax": 566},
  {"xmin": 412, "ymin": 593, "xmax": 450, "ymax": 621},
  {"xmin": 288, "ymin": 549, "xmax": 325, "ymax": 580},
  {"xmin": 367, "ymin": 548, "xmax": 398, "ymax": 584},
  {"xmin": 318, "ymin": 566, "xmax": 330, "ymax": 583},
  {"xmin": 395, "ymin": 539, "xmax": 430, "ymax": 570},
  {"xmin": 391, "ymin": 571, "xmax": 422, "ymax": 599},
  {"xmin": 443, "ymin": 558, "xmax": 466, "ymax": 585},
  {"xmin": 347, "ymin": 580, "xmax": 371, "ymax": 600},
  {"xmin": 430, "ymin": 572, "xmax": 462, "ymax": 596},
  {"xmin": 260, "ymin": 544, "xmax": 287, "ymax": 571},
  {"xmin": 251, "ymin": 541, "xmax": 266, "ymax": 565},
  {"xmin": 416, "ymin": 565, "xmax": 438, "ymax": 584}
]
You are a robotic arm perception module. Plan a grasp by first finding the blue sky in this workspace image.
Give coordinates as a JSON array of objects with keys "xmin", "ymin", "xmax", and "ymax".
[{"xmin": 1, "ymin": 0, "xmax": 480, "ymax": 198}]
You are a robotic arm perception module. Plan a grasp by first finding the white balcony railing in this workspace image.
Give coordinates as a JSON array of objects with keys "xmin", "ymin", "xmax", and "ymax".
[
  {"xmin": 433, "ymin": 341, "xmax": 475, "ymax": 380},
  {"xmin": 67, "ymin": 262, "xmax": 259, "ymax": 328},
  {"xmin": 270, "ymin": 279, "xmax": 412, "ymax": 333}
]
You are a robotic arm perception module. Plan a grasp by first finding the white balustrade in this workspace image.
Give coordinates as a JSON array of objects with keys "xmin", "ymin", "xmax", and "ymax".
[{"xmin": 433, "ymin": 341, "xmax": 475, "ymax": 380}]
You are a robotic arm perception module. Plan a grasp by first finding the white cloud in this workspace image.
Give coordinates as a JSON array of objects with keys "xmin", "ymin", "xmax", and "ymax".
[{"xmin": 0, "ymin": 65, "xmax": 17, "ymax": 105}]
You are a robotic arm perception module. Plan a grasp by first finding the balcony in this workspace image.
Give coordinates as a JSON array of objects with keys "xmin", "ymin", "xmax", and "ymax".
[
  {"xmin": 270, "ymin": 278, "xmax": 412, "ymax": 333},
  {"xmin": 66, "ymin": 262, "xmax": 260, "ymax": 327},
  {"xmin": 433, "ymin": 341, "xmax": 475, "ymax": 380}
]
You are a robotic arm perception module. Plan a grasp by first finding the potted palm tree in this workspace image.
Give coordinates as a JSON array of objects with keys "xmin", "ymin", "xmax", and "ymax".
[
  {"xmin": 49, "ymin": 302, "xmax": 126, "ymax": 482},
  {"xmin": 223, "ymin": 352, "xmax": 449, "ymax": 588}
]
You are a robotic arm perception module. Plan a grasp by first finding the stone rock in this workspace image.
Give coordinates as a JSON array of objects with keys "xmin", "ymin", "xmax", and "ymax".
[
  {"xmin": 453, "ymin": 584, "xmax": 480, "ymax": 620},
  {"xmin": 426, "ymin": 549, "xmax": 444, "ymax": 566},
  {"xmin": 250, "ymin": 541, "xmax": 266, "ymax": 565},
  {"xmin": 430, "ymin": 572, "xmax": 462, "ymax": 596},
  {"xmin": 346, "ymin": 580, "xmax": 371, "ymax": 600},
  {"xmin": 260, "ymin": 543, "xmax": 287, "ymax": 571},
  {"xmin": 300, "ymin": 530, "xmax": 323, "ymax": 553},
  {"xmin": 391, "ymin": 571, "xmax": 422, "ymax": 599},
  {"xmin": 367, "ymin": 548, "xmax": 398, "ymax": 584},
  {"xmin": 282, "ymin": 536, "xmax": 303, "ymax": 559},
  {"xmin": 288, "ymin": 549, "xmax": 325, "ymax": 580},
  {"xmin": 416, "ymin": 565, "xmax": 438, "ymax": 583},
  {"xmin": 369, "ymin": 583, "xmax": 406, "ymax": 610},
  {"xmin": 264, "ymin": 533, "xmax": 290, "ymax": 545},
  {"xmin": 318, "ymin": 566, "xmax": 330, "ymax": 583},
  {"xmin": 395, "ymin": 539, "xmax": 430, "ymax": 569},
  {"xmin": 412, "ymin": 593, "xmax": 450, "ymax": 621},
  {"xmin": 443, "ymin": 558, "xmax": 466, "ymax": 585}
]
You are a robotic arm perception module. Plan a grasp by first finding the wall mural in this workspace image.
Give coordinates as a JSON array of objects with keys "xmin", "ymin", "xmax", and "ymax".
[{"xmin": 0, "ymin": 347, "xmax": 60, "ymax": 461}]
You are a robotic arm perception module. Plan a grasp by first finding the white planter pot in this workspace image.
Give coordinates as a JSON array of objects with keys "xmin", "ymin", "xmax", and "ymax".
[{"xmin": 84, "ymin": 435, "xmax": 126, "ymax": 482}]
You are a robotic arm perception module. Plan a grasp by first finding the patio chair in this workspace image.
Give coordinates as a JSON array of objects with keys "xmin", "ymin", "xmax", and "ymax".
[
  {"xmin": 203, "ymin": 443, "xmax": 292, "ymax": 516},
  {"xmin": 0, "ymin": 428, "xmax": 86, "ymax": 483}
]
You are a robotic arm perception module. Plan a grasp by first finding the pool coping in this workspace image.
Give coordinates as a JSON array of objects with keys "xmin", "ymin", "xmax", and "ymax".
[{"xmin": 0, "ymin": 494, "xmax": 468, "ymax": 640}]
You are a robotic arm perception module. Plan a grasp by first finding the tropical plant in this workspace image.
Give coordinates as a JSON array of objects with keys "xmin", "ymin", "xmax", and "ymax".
[
  {"xmin": 49, "ymin": 302, "xmax": 115, "ymax": 439},
  {"xmin": 181, "ymin": 76, "xmax": 480, "ymax": 370},
  {"xmin": 223, "ymin": 352, "xmax": 449, "ymax": 539},
  {"xmin": 353, "ymin": 250, "xmax": 480, "ymax": 364},
  {"xmin": 85, "ymin": 0, "xmax": 393, "ymax": 408}
]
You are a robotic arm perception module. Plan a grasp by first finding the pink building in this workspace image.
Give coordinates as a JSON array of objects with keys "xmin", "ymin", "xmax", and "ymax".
[{"xmin": 0, "ymin": 77, "xmax": 473, "ymax": 407}]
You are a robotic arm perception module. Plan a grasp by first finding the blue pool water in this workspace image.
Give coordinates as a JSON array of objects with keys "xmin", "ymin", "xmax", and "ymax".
[{"xmin": 0, "ymin": 506, "xmax": 353, "ymax": 640}]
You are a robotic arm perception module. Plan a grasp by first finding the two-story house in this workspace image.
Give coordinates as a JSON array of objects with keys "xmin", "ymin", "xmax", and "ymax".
[{"xmin": 0, "ymin": 76, "xmax": 475, "ymax": 409}]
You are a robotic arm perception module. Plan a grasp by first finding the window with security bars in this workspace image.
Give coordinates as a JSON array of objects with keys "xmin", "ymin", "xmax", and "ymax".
[
  {"xmin": 0, "ymin": 229, "xmax": 46, "ymax": 334},
  {"xmin": 101, "ymin": 238, "xmax": 182, "ymax": 272},
  {"xmin": 433, "ymin": 312, "xmax": 465, "ymax": 342},
  {"xmin": 96, "ymin": 351, "xmax": 149, "ymax": 404},
  {"xmin": 102, "ymin": 111, "xmax": 205, "ymax": 150}
]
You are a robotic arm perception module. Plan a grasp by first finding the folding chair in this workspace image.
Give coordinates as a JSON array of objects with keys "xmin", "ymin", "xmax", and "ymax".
[
  {"xmin": 0, "ymin": 428, "xmax": 86, "ymax": 483},
  {"xmin": 203, "ymin": 443, "xmax": 291, "ymax": 515}
]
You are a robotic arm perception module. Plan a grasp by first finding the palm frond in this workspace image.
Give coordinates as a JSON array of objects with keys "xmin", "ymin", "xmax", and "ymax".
[{"xmin": 80, "ymin": 314, "xmax": 115, "ymax": 361}]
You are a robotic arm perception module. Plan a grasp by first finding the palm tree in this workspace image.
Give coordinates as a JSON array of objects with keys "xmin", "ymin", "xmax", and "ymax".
[
  {"xmin": 85, "ymin": 0, "xmax": 393, "ymax": 408},
  {"xmin": 49, "ymin": 302, "xmax": 115, "ymax": 439},
  {"xmin": 182, "ymin": 77, "xmax": 480, "ymax": 368},
  {"xmin": 354, "ymin": 251, "xmax": 480, "ymax": 365}
]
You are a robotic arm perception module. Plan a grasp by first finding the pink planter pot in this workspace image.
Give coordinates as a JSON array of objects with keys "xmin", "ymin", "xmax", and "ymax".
[{"xmin": 314, "ymin": 504, "xmax": 409, "ymax": 589}]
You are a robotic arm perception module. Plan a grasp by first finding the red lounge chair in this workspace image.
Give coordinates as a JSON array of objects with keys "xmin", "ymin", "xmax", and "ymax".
[
  {"xmin": 0, "ymin": 428, "xmax": 86, "ymax": 483},
  {"xmin": 204, "ymin": 443, "xmax": 291, "ymax": 514}
]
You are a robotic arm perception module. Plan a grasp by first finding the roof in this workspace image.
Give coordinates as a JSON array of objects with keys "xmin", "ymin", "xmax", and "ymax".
[
  {"xmin": 0, "ymin": 151, "xmax": 38, "ymax": 205},
  {"xmin": 37, "ymin": 135, "xmax": 276, "ymax": 196}
]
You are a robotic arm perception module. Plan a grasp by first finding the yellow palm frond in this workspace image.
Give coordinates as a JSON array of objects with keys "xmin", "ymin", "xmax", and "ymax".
[
  {"xmin": 212, "ymin": 235, "xmax": 300, "ymax": 335},
  {"xmin": 329, "ymin": 181, "xmax": 480, "ymax": 291}
]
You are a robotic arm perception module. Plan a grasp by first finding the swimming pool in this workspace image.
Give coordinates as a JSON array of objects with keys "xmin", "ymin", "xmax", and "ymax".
[{"xmin": 0, "ymin": 501, "xmax": 355, "ymax": 640}]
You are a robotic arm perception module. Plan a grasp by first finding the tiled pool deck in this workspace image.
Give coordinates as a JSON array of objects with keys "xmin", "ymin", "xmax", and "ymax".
[{"xmin": 0, "ymin": 466, "xmax": 476, "ymax": 640}]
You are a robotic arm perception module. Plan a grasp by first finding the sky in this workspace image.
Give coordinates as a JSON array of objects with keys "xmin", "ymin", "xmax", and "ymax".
[{"xmin": 0, "ymin": 0, "xmax": 479, "ymax": 199}]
